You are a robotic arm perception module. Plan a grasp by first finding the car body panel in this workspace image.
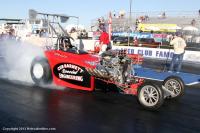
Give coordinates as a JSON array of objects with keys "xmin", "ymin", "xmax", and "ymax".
[{"xmin": 45, "ymin": 50, "xmax": 99, "ymax": 91}]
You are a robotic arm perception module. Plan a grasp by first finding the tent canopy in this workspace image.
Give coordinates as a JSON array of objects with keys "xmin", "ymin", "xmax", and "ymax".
[{"xmin": 183, "ymin": 26, "xmax": 199, "ymax": 31}]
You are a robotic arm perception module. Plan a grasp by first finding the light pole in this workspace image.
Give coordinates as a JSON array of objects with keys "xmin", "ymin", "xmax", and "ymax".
[{"xmin": 128, "ymin": 0, "xmax": 132, "ymax": 46}]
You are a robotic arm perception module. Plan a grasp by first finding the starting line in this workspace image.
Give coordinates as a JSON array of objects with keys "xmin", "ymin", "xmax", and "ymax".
[{"xmin": 135, "ymin": 67, "xmax": 200, "ymax": 86}]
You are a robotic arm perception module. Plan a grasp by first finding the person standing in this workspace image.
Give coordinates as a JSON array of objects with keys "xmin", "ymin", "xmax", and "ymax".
[
  {"xmin": 133, "ymin": 37, "xmax": 138, "ymax": 46},
  {"xmin": 169, "ymin": 32, "xmax": 186, "ymax": 73},
  {"xmin": 198, "ymin": 9, "xmax": 200, "ymax": 16},
  {"xmin": 98, "ymin": 28, "xmax": 110, "ymax": 55}
]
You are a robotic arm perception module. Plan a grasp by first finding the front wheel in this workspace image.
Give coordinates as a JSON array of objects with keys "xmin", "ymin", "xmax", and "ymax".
[
  {"xmin": 30, "ymin": 57, "xmax": 52, "ymax": 85},
  {"xmin": 163, "ymin": 76, "xmax": 184, "ymax": 99},
  {"xmin": 137, "ymin": 82, "xmax": 164, "ymax": 110}
]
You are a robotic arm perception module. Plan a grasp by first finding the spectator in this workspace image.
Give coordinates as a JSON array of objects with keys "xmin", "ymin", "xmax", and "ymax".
[
  {"xmin": 8, "ymin": 29, "xmax": 16, "ymax": 40},
  {"xmin": 135, "ymin": 19, "xmax": 139, "ymax": 31},
  {"xmin": 119, "ymin": 10, "xmax": 125, "ymax": 19},
  {"xmin": 70, "ymin": 27, "xmax": 78, "ymax": 40},
  {"xmin": 191, "ymin": 19, "xmax": 196, "ymax": 26},
  {"xmin": 139, "ymin": 16, "xmax": 145, "ymax": 22},
  {"xmin": 162, "ymin": 12, "xmax": 166, "ymax": 18},
  {"xmin": 0, "ymin": 32, "xmax": 4, "ymax": 40},
  {"xmin": 158, "ymin": 12, "xmax": 166, "ymax": 19},
  {"xmin": 166, "ymin": 34, "xmax": 173, "ymax": 42},
  {"xmin": 39, "ymin": 29, "xmax": 43, "ymax": 37},
  {"xmin": 98, "ymin": 28, "xmax": 110, "ymax": 55},
  {"xmin": 113, "ymin": 11, "xmax": 116, "ymax": 18},
  {"xmin": 133, "ymin": 37, "xmax": 138, "ymax": 46},
  {"xmin": 168, "ymin": 32, "xmax": 186, "ymax": 73},
  {"xmin": 198, "ymin": 9, "xmax": 200, "ymax": 16},
  {"xmin": 139, "ymin": 29, "xmax": 143, "ymax": 33},
  {"xmin": 145, "ymin": 15, "xmax": 149, "ymax": 21}
]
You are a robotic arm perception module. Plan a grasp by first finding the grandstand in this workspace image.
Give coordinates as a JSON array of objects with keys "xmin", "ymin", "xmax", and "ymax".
[
  {"xmin": 142, "ymin": 16, "xmax": 200, "ymax": 28},
  {"xmin": 91, "ymin": 10, "xmax": 200, "ymax": 32}
]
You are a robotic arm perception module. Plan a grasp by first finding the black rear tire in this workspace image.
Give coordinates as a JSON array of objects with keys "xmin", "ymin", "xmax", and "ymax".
[{"xmin": 30, "ymin": 57, "xmax": 52, "ymax": 85}]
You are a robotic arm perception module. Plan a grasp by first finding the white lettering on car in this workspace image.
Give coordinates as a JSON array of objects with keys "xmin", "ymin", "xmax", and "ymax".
[{"xmin": 59, "ymin": 73, "xmax": 83, "ymax": 81}]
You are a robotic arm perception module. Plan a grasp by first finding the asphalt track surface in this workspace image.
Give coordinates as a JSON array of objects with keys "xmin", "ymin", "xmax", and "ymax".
[{"xmin": 0, "ymin": 58, "xmax": 200, "ymax": 133}]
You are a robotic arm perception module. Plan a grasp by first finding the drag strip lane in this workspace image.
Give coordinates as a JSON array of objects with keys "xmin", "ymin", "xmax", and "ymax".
[{"xmin": 0, "ymin": 79, "xmax": 200, "ymax": 133}]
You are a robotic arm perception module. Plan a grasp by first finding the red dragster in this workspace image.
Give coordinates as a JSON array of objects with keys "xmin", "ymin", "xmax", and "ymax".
[{"xmin": 30, "ymin": 36, "xmax": 184, "ymax": 110}]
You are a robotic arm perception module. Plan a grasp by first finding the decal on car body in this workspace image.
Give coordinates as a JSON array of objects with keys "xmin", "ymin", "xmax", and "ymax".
[{"xmin": 53, "ymin": 63, "xmax": 91, "ymax": 87}]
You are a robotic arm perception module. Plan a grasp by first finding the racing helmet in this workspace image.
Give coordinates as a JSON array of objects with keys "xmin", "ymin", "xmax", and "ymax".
[{"xmin": 60, "ymin": 37, "xmax": 72, "ymax": 51}]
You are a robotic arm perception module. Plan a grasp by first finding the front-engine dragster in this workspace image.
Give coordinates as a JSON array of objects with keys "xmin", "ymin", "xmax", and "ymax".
[
  {"xmin": 31, "ymin": 36, "xmax": 184, "ymax": 110},
  {"xmin": 29, "ymin": 11, "xmax": 184, "ymax": 110}
]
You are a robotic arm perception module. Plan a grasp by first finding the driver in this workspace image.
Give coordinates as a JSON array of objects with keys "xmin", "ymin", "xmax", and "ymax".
[{"xmin": 60, "ymin": 38, "xmax": 73, "ymax": 51}]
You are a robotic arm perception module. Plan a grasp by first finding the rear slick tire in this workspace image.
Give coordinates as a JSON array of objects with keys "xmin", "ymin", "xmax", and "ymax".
[
  {"xmin": 137, "ymin": 82, "xmax": 164, "ymax": 110},
  {"xmin": 30, "ymin": 57, "xmax": 52, "ymax": 85}
]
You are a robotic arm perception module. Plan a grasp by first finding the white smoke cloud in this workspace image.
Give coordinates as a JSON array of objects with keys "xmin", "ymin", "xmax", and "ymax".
[
  {"xmin": 1, "ymin": 40, "xmax": 44, "ymax": 83},
  {"xmin": 0, "ymin": 40, "xmax": 65, "ymax": 90}
]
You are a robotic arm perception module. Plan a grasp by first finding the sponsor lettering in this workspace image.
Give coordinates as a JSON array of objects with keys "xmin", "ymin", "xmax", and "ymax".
[
  {"xmin": 137, "ymin": 49, "xmax": 152, "ymax": 56},
  {"xmin": 53, "ymin": 63, "xmax": 91, "ymax": 87},
  {"xmin": 59, "ymin": 73, "xmax": 83, "ymax": 81},
  {"xmin": 55, "ymin": 63, "xmax": 84, "ymax": 82},
  {"xmin": 114, "ymin": 47, "xmax": 174, "ymax": 59},
  {"xmin": 104, "ymin": 46, "xmax": 200, "ymax": 62},
  {"xmin": 156, "ymin": 51, "xmax": 173, "ymax": 58},
  {"xmin": 128, "ymin": 49, "xmax": 134, "ymax": 54},
  {"xmin": 57, "ymin": 64, "xmax": 83, "ymax": 73},
  {"xmin": 61, "ymin": 69, "xmax": 79, "ymax": 75},
  {"xmin": 54, "ymin": 53, "xmax": 68, "ymax": 58},
  {"xmin": 112, "ymin": 32, "xmax": 153, "ymax": 38}
]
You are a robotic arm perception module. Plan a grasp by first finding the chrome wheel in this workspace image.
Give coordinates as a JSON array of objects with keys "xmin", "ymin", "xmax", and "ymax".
[
  {"xmin": 139, "ymin": 85, "xmax": 159, "ymax": 107},
  {"xmin": 163, "ymin": 76, "xmax": 184, "ymax": 99},
  {"xmin": 164, "ymin": 79, "xmax": 181, "ymax": 97}
]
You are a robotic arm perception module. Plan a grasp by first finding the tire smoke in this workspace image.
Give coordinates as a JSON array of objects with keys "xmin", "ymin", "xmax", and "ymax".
[
  {"xmin": 0, "ymin": 40, "xmax": 44, "ymax": 84},
  {"xmin": 0, "ymin": 40, "xmax": 66, "ymax": 90}
]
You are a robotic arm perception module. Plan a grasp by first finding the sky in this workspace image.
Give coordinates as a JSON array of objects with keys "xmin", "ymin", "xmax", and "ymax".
[{"xmin": 0, "ymin": 0, "xmax": 200, "ymax": 28}]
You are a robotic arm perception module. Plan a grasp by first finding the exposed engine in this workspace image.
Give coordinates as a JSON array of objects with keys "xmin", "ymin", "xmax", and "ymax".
[{"xmin": 87, "ymin": 50, "xmax": 134, "ymax": 86}]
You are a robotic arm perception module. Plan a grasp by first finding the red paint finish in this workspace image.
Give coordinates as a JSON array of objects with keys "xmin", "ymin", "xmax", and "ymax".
[
  {"xmin": 40, "ymin": 49, "xmax": 144, "ymax": 95},
  {"xmin": 45, "ymin": 50, "xmax": 99, "ymax": 91}
]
